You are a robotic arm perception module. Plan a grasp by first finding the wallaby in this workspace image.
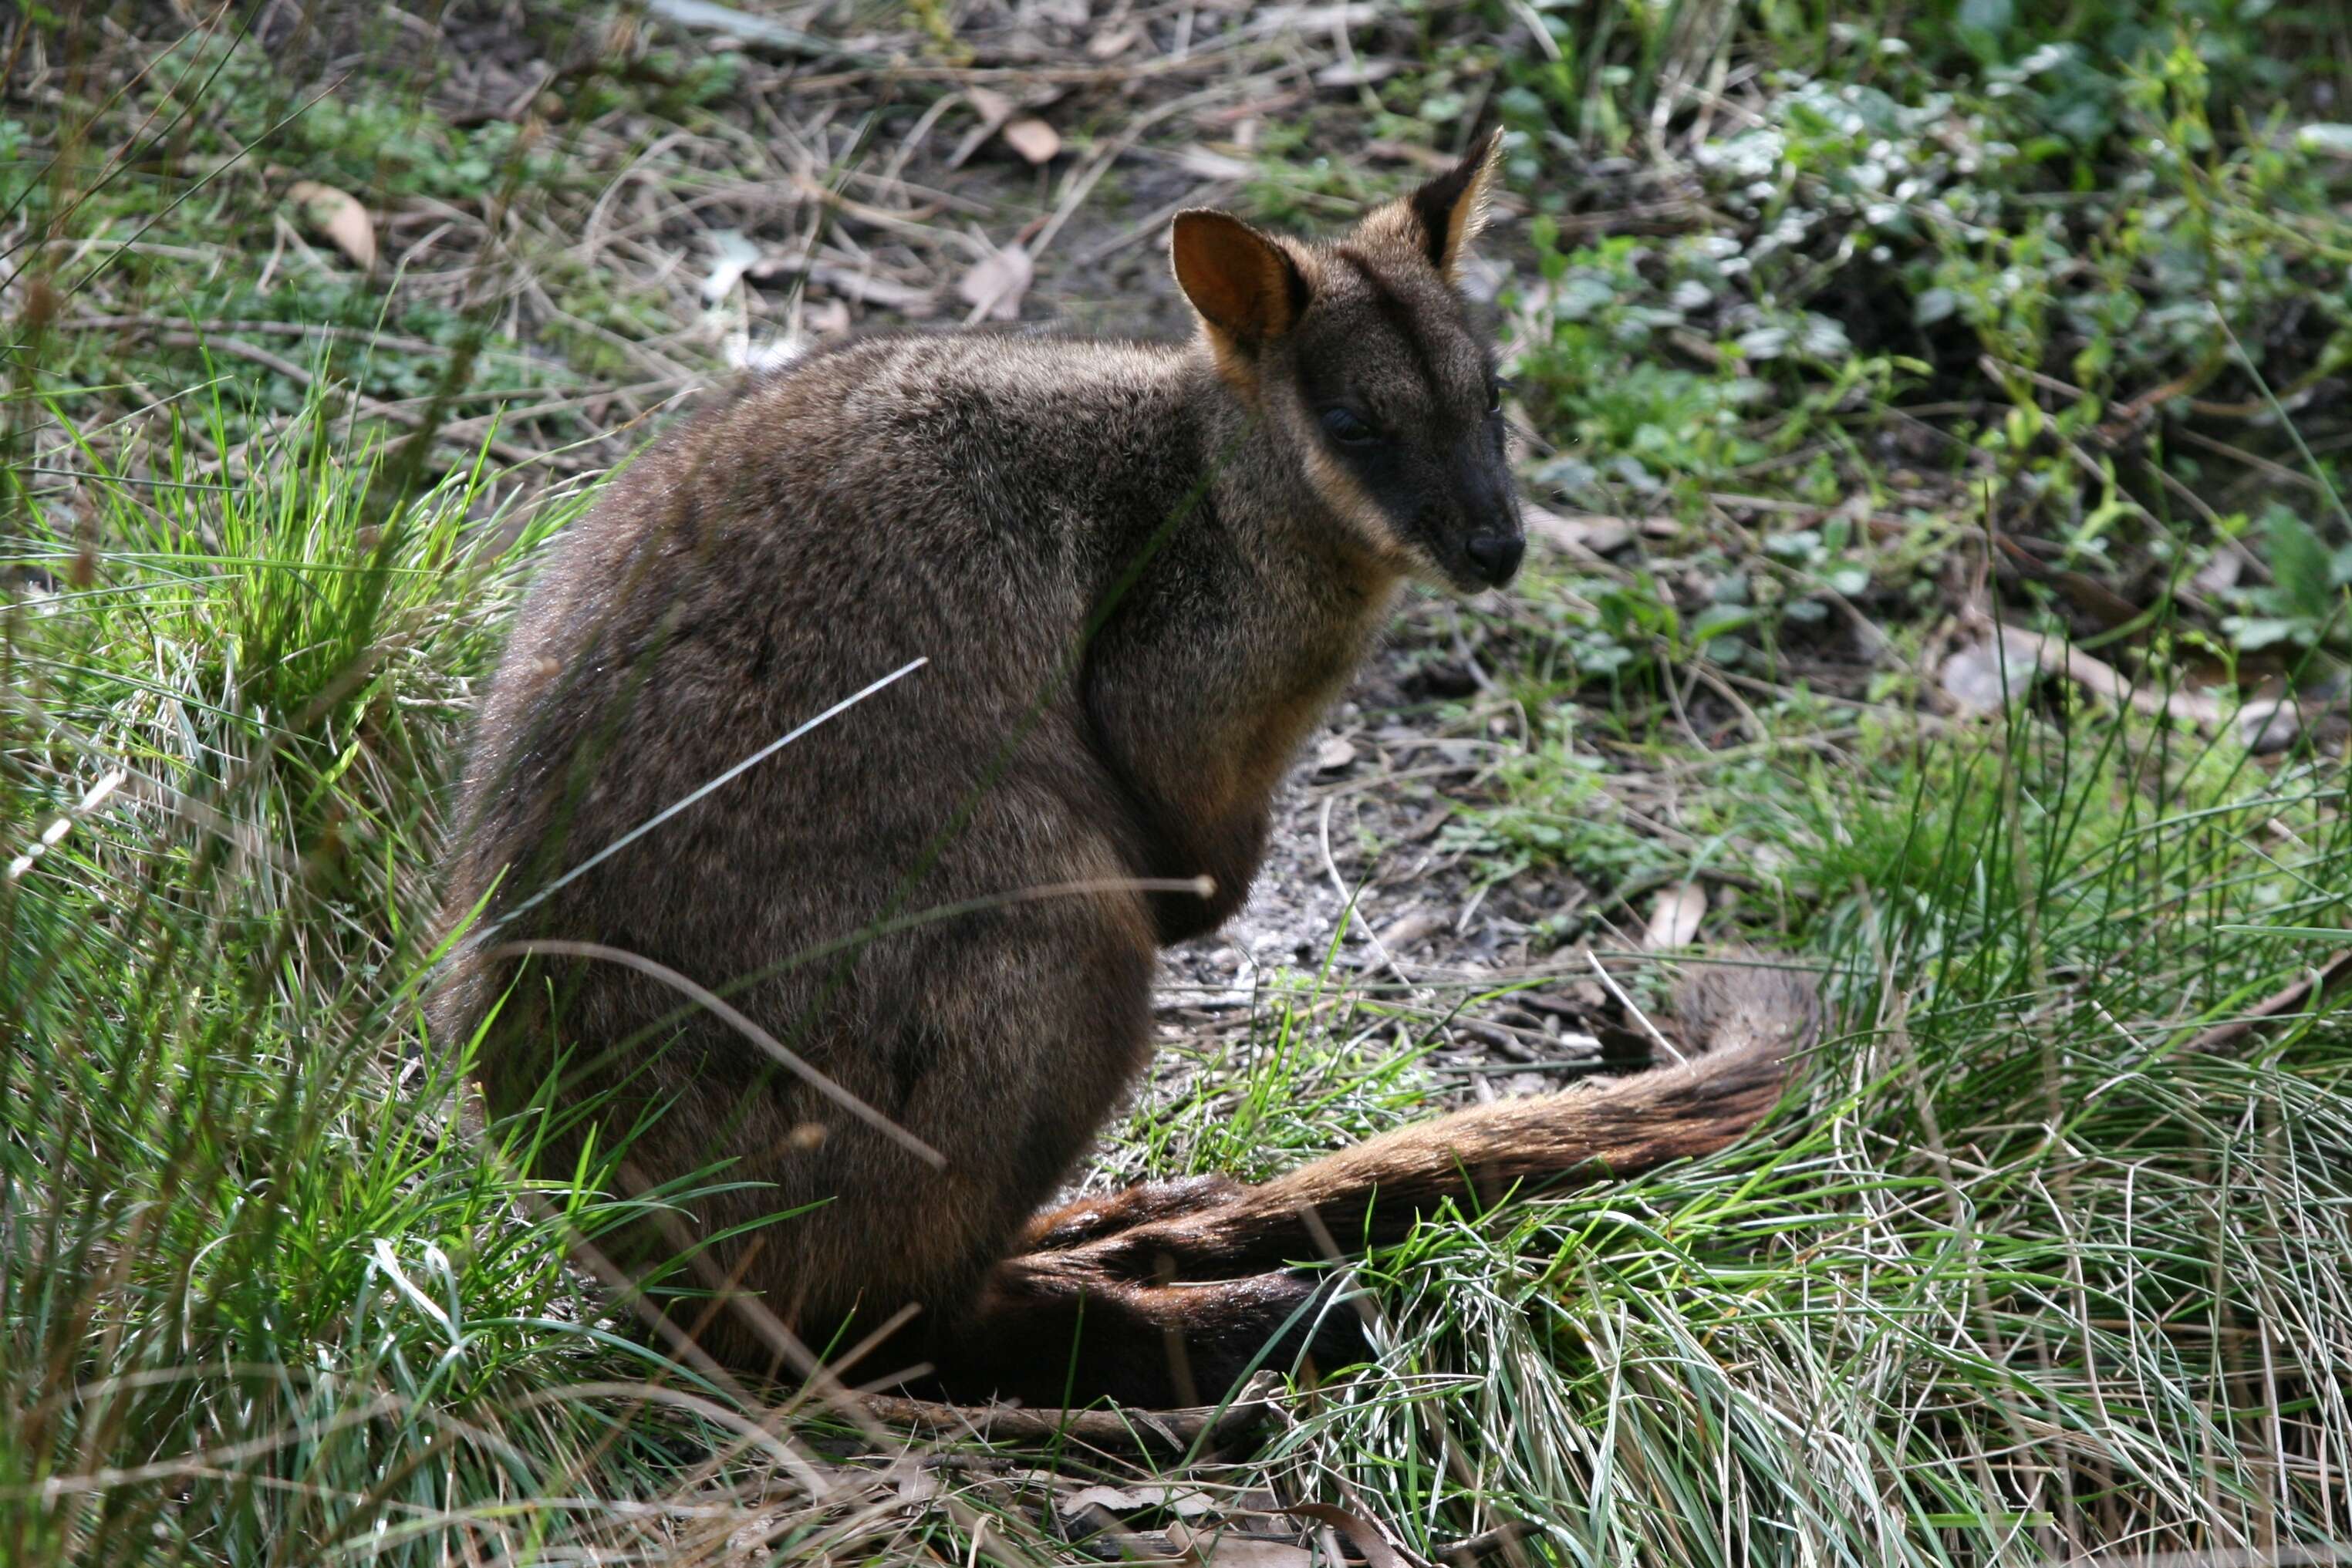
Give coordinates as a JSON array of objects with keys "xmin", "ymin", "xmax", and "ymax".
[{"xmin": 430, "ymin": 130, "xmax": 1818, "ymax": 1408}]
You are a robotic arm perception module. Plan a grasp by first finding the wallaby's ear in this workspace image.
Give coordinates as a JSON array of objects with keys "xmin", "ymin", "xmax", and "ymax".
[
  {"xmin": 1405, "ymin": 127, "xmax": 1504, "ymax": 281},
  {"xmin": 1170, "ymin": 210, "xmax": 1310, "ymax": 351}
]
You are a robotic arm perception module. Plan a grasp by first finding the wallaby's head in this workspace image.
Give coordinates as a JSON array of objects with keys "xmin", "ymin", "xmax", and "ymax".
[{"xmin": 1170, "ymin": 130, "xmax": 1524, "ymax": 594}]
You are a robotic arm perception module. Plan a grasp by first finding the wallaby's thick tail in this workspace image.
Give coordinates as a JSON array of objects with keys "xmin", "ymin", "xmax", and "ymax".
[{"xmin": 925, "ymin": 963, "xmax": 1821, "ymax": 1408}]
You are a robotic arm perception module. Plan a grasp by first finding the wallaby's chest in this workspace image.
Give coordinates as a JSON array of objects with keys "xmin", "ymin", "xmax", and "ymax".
[
  {"xmin": 1226, "ymin": 602, "xmax": 1378, "ymax": 787},
  {"xmin": 1090, "ymin": 538, "xmax": 1390, "ymax": 814}
]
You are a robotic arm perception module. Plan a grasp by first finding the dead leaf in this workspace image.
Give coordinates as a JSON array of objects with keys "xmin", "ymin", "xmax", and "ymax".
[
  {"xmin": 1055, "ymin": 1484, "xmax": 1219, "ymax": 1520},
  {"xmin": 2045, "ymin": 568, "xmax": 2148, "ymax": 632},
  {"xmin": 1939, "ymin": 639, "xmax": 2041, "ymax": 715},
  {"xmin": 1242, "ymin": 3, "xmax": 1381, "ymax": 40},
  {"xmin": 956, "ymin": 242, "xmax": 1034, "ymax": 321},
  {"xmin": 700, "ymin": 228, "xmax": 762, "ymax": 303},
  {"xmin": 1457, "ymin": 252, "xmax": 1508, "ymax": 305},
  {"xmin": 1176, "ymin": 145, "xmax": 1256, "ymax": 182},
  {"xmin": 1975, "ymin": 624, "xmax": 2225, "ymax": 729},
  {"xmin": 1947, "ymin": 620, "xmax": 2220, "ymax": 728},
  {"xmin": 812, "ymin": 263, "xmax": 936, "ymax": 313},
  {"xmin": 644, "ymin": 0, "xmax": 856, "ymax": 57},
  {"xmin": 1400, "ymin": 801, "xmax": 1451, "ymax": 842},
  {"xmin": 2237, "ymin": 694, "xmax": 2307, "ymax": 754},
  {"xmin": 1645, "ymin": 883, "xmax": 1706, "ymax": 950},
  {"xmin": 964, "ymin": 86, "xmax": 1016, "ymax": 129},
  {"xmin": 1001, "ymin": 116, "xmax": 1061, "ymax": 164},
  {"xmin": 754, "ymin": 251, "xmax": 943, "ymax": 316},
  {"xmin": 2194, "ymin": 548, "xmax": 2246, "ymax": 595},
  {"xmin": 945, "ymin": 87, "xmax": 1020, "ymax": 169},
  {"xmin": 795, "ymin": 298, "xmax": 845, "ymax": 339},
  {"xmin": 1088, "ymin": 23, "xmax": 1141, "ymax": 58},
  {"xmin": 1166, "ymin": 1522, "xmax": 1314, "ymax": 1568},
  {"xmin": 1524, "ymin": 503, "xmax": 1638, "ymax": 560},
  {"xmin": 726, "ymin": 332, "xmax": 805, "ymax": 373},
  {"xmin": 1314, "ymin": 59, "xmax": 1397, "ymax": 87},
  {"xmin": 1376, "ymin": 909, "xmax": 1444, "ymax": 950},
  {"xmin": 285, "ymin": 180, "xmax": 375, "ymax": 270},
  {"xmin": 2188, "ymin": 947, "xmax": 2352, "ymax": 1053},
  {"xmin": 1277, "ymin": 1503, "xmax": 1402, "ymax": 1568},
  {"xmin": 1365, "ymin": 138, "xmax": 1460, "ymax": 170},
  {"xmin": 864, "ymin": 1388, "xmax": 1270, "ymax": 1447},
  {"xmin": 1314, "ymin": 735, "xmax": 1357, "ymax": 774}
]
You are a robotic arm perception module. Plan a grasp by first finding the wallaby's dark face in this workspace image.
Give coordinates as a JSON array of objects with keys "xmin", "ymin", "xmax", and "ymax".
[{"xmin": 1170, "ymin": 132, "xmax": 1525, "ymax": 594}]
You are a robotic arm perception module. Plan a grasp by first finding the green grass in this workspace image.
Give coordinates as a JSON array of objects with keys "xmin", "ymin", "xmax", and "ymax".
[
  {"xmin": 0, "ymin": 404, "xmax": 677, "ymax": 1562},
  {"xmin": 1288, "ymin": 714, "xmax": 2352, "ymax": 1560},
  {"xmin": 7, "ymin": 1, "xmax": 2352, "ymax": 1563}
]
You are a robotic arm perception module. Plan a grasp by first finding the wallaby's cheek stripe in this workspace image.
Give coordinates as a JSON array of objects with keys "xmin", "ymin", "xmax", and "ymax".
[{"xmin": 1301, "ymin": 443, "xmax": 1412, "ymax": 568}]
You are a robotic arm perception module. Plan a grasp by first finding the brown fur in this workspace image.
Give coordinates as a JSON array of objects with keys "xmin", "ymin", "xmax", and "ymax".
[{"xmin": 430, "ymin": 133, "xmax": 1817, "ymax": 1408}]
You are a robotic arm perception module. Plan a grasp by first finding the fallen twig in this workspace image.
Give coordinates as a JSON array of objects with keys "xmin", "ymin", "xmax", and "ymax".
[
  {"xmin": 1963, "ymin": 619, "xmax": 2228, "ymax": 730},
  {"xmin": 643, "ymin": 0, "xmax": 887, "ymax": 66},
  {"xmin": 2185, "ymin": 949, "xmax": 2352, "ymax": 1054},
  {"xmin": 860, "ymin": 1389, "xmax": 1271, "ymax": 1449}
]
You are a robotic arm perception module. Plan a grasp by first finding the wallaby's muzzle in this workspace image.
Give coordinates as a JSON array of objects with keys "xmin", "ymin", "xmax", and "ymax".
[
  {"xmin": 1465, "ymin": 529, "xmax": 1525, "ymax": 587},
  {"xmin": 1429, "ymin": 450, "xmax": 1526, "ymax": 592}
]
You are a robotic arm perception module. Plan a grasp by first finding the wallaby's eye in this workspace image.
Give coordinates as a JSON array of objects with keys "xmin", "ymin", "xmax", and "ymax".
[
  {"xmin": 1487, "ymin": 376, "xmax": 1511, "ymax": 416},
  {"xmin": 1319, "ymin": 406, "xmax": 1378, "ymax": 447}
]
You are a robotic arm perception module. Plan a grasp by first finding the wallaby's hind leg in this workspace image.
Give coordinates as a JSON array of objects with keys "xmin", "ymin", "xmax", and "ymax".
[
  {"xmin": 932, "ymin": 1254, "xmax": 1366, "ymax": 1408},
  {"xmin": 915, "ymin": 964, "xmax": 1817, "ymax": 1409},
  {"xmin": 924, "ymin": 1179, "xmax": 1355, "ymax": 1407},
  {"xmin": 1017, "ymin": 1175, "xmax": 1247, "ymax": 1252}
]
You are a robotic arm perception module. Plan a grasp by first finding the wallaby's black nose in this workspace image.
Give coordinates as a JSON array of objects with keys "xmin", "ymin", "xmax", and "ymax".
[{"xmin": 1466, "ymin": 533, "xmax": 1524, "ymax": 586}]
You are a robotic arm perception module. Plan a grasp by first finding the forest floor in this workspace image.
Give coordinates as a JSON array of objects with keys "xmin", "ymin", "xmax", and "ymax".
[{"xmin": 9, "ymin": 3, "xmax": 2352, "ymax": 1564}]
